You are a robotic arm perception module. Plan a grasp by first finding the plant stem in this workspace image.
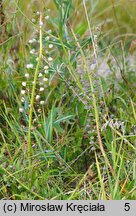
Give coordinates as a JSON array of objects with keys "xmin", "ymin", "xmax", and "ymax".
[
  {"xmin": 80, "ymin": 0, "xmax": 114, "ymax": 176},
  {"xmin": 27, "ymin": 14, "xmax": 43, "ymax": 165}
]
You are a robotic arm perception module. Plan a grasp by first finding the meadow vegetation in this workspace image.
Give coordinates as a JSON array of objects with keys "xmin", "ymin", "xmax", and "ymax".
[{"xmin": 0, "ymin": 0, "xmax": 136, "ymax": 199}]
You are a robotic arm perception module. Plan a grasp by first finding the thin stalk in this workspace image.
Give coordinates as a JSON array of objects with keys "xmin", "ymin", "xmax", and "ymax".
[
  {"xmin": 95, "ymin": 152, "xmax": 106, "ymax": 199},
  {"xmin": 69, "ymin": 22, "xmax": 114, "ymax": 176},
  {"xmin": 82, "ymin": 0, "xmax": 114, "ymax": 176},
  {"xmin": 27, "ymin": 14, "xmax": 43, "ymax": 164},
  {"xmin": 0, "ymin": 128, "xmax": 13, "ymax": 161},
  {"xmin": 111, "ymin": 0, "xmax": 120, "ymax": 29}
]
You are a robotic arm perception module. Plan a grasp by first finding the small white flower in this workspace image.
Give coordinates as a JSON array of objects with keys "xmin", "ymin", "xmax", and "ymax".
[
  {"xmin": 47, "ymin": 29, "xmax": 52, "ymax": 34},
  {"xmin": 45, "ymin": 15, "xmax": 49, "ymax": 20},
  {"xmin": 40, "ymin": 87, "xmax": 44, "ymax": 91},
  {"xmin": 43, "ymin": 77, "xmax": 48, "ymax": 82},
  {"xmin": 40, "ymin": 101, "xmax": 44, "ymax": 105},
  {"xmin": 32, "ymin": 38, "xmax": 36, "ymax": 43},
  {"xmin": 29, "ymin": 39, "xmax": 36, "ymax": 44},
  {"xmin": 19, "ymin": 108, "xmax": 24, "ymax": 113},
  {"xmin": 48, "ymin": 57, "xmax": 53, "ymax": 62},
  {"xmin": 30, "ymin": 49, "xmax": 35, "ymax": 54},
  {"xmin": 36, "ymin": 11, "xmax": 40, "ymax": 15},
  {"xmin": 22, "ymin": 82, "xmax": 26, "ymax": 87},
  {"xmin": 44, "ymin": 65, "xmax": 49, "ymax": 70},
  {"xmin": 90, "ymin": 64, "xmax": 96, "ymax": 70},
  {"xmin": 49, "ymin": 44, "xmax": 53, "ymax": 49},
  {"xmin": 32, "ymin": 18, "xmax": 36, "ymax": 23},
  {"xmin": 32, "ymin": 81, "xmax": 36, "ymax": 84},
  {"xmin": 30, "ymin": 63, "xmax": 34, "ymax": 68},
  {"xmin": 26, "ymin": 64, "xmax": 34, "ymax": 69},
  {"xmin": 29, "ymin": 104, "xmax": 31, "ymax": 108},
  {"xmin": 38, "ymin": 73, "xmax": 43, "ymax": 77},
  {"xmin": 36, "ymin": 95, "xmax": 40, "ymax": 100},
  {"xmin": 21, "ymin": 90, "xmax": 26, "ymax": 95},
  {"xmin": 45, "ymin": 36, "xmax": 50, "ymax": 41},
  {"xmin": 21, "ymin": 97, "xmax": 25, "ymax": 103},
  {"xmin": 39, "ymin": 81, "xmax": 43, "ymax": 86},
  {"xmin": 33, "ymin": 118, "xmax": 37, "ymax": 123},
  {"xmin": 91, "ymin": 147, "xmax": 96, "ymax": 151},
  {"xmin": 38, "ymin": 109, "xmax": 42, "ymax": 113},
  {"xmin": 94, "ymin": 34, "xmax": 97, "ymax": 40},
  {"xmin": 25, "ymin": 73, "xmax": 29, "ymax": 78},
  {"xmin": 44, "ymin": 70, "xmax": 49, "ymax": 74},
  {"xmin": 39, "ymin": 21, "xmax": 43, "ymax": 26},
  {"xmin": 28, "ymin": 39, "xmax": 33, "ymax": 44}
]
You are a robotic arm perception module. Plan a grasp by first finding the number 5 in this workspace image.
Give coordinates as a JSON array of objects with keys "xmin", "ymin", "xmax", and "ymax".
[{"xmin": 124, "ymin": 203, "xmax": 130, "ymax": 211}]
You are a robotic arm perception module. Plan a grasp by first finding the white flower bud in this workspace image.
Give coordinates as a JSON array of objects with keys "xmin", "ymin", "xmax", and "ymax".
[
  {"xmin": 28, "ymin": 40, "xmax": 33, "ymax": 44},
  {"xmin": 29, "ymin": 38, "xmax": 36, "ymax": 44},
  {"xmin": 49, "ymin": 44, "xmax": 53, "ymax": 49},
  {"xmin": 43, "ymin": 77, "xmax": 48, "ymax": 82},
  {"xmin": 30, "ymin": 49, "xmax": 35, "ymax": 54},
  {"xmin": 39, "ymin": 21, "xmax": 43, "ymax": 26},
  {"xmin": 38, "ymin": 109, "xmax": 42, "ymax": 113},
  {"xmin": 26, "ymin": 64, "xmax": 34, "ymax": 69},
  {"xmin": 47, "ymin": 29, "xmax": 52, "ymax": 34},
  {"xmin": 32, "ymin": 38, "xmax": 36, "ymax": 43},
  {"xmin": 39, "ymin": 82, "xmax": 43, "ymax": 86},
  {"xmin": 45, "ymin": 15, "xmax": 49, "ymax": 20},
  {"xmin": 25, "ymin": 73, "xmax": 29, "ymax": 78},
  {"xmin": 48, "ymin": 57, "xmax": 53, "ymax": 62},
  {"xmin": 22, "ymin": 82, "xmax": 26, "ymax": 87},
  {"xmin": 45, "ymin": 36, "xmax": 50, "ymax": 41},
  {"xmin": 21, "ymin": 97, "xmax": 25, "ymax": 103},
  {"xmin": 21, "ymin": 90, "xmax": 26, "ymax": 95},
  {"xmin": 40, "ymin": 87, "xmax": 44, "ymax": 92},
  {"xmin": 19, "ymin": 108, "xmax": 24, "ymax": 113},
  {"xmin": 44, "ymin": 65, "xmax": 49, "ymax": 70},
  {"xmin": 32, "ymin": 18, "xmax": 36, "ymax": 23},
  {"xmin": 38, "ymin": 73, "xmax": 43, "ymax": 77},
  {"xmin": 44, "ymin": 70, "xmax": 49, "ymax": 74},
  {"xmin": 40, "ymin": 101, "xmax": 44, "ymax": 105},
  {"xmin": 36, "ymin": 95, "xmax": 40, "ymax": 100},
  {"xmin": 94, "ymin": 34, "xmax": 97, "ymax": 40},
  {"xmin": 36, "ymin": 11, "xmax": 40, "ymax": 15}
]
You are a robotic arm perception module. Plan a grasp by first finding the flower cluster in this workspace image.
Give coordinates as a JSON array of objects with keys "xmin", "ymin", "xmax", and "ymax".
[
  {"xmin": 101, "ymin": 117, "xmax": 125, "ymax": 133},
  {"xmin": 66, "ymin": 60, "xmax": 97, "ymax": 149},
  {"xmin": 65, "ymin": 27, "xmax": 102, "ymax": 150},
  {"xmin": 19, "ymin": 10, "xmax": 57, "ymax": 127}
]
